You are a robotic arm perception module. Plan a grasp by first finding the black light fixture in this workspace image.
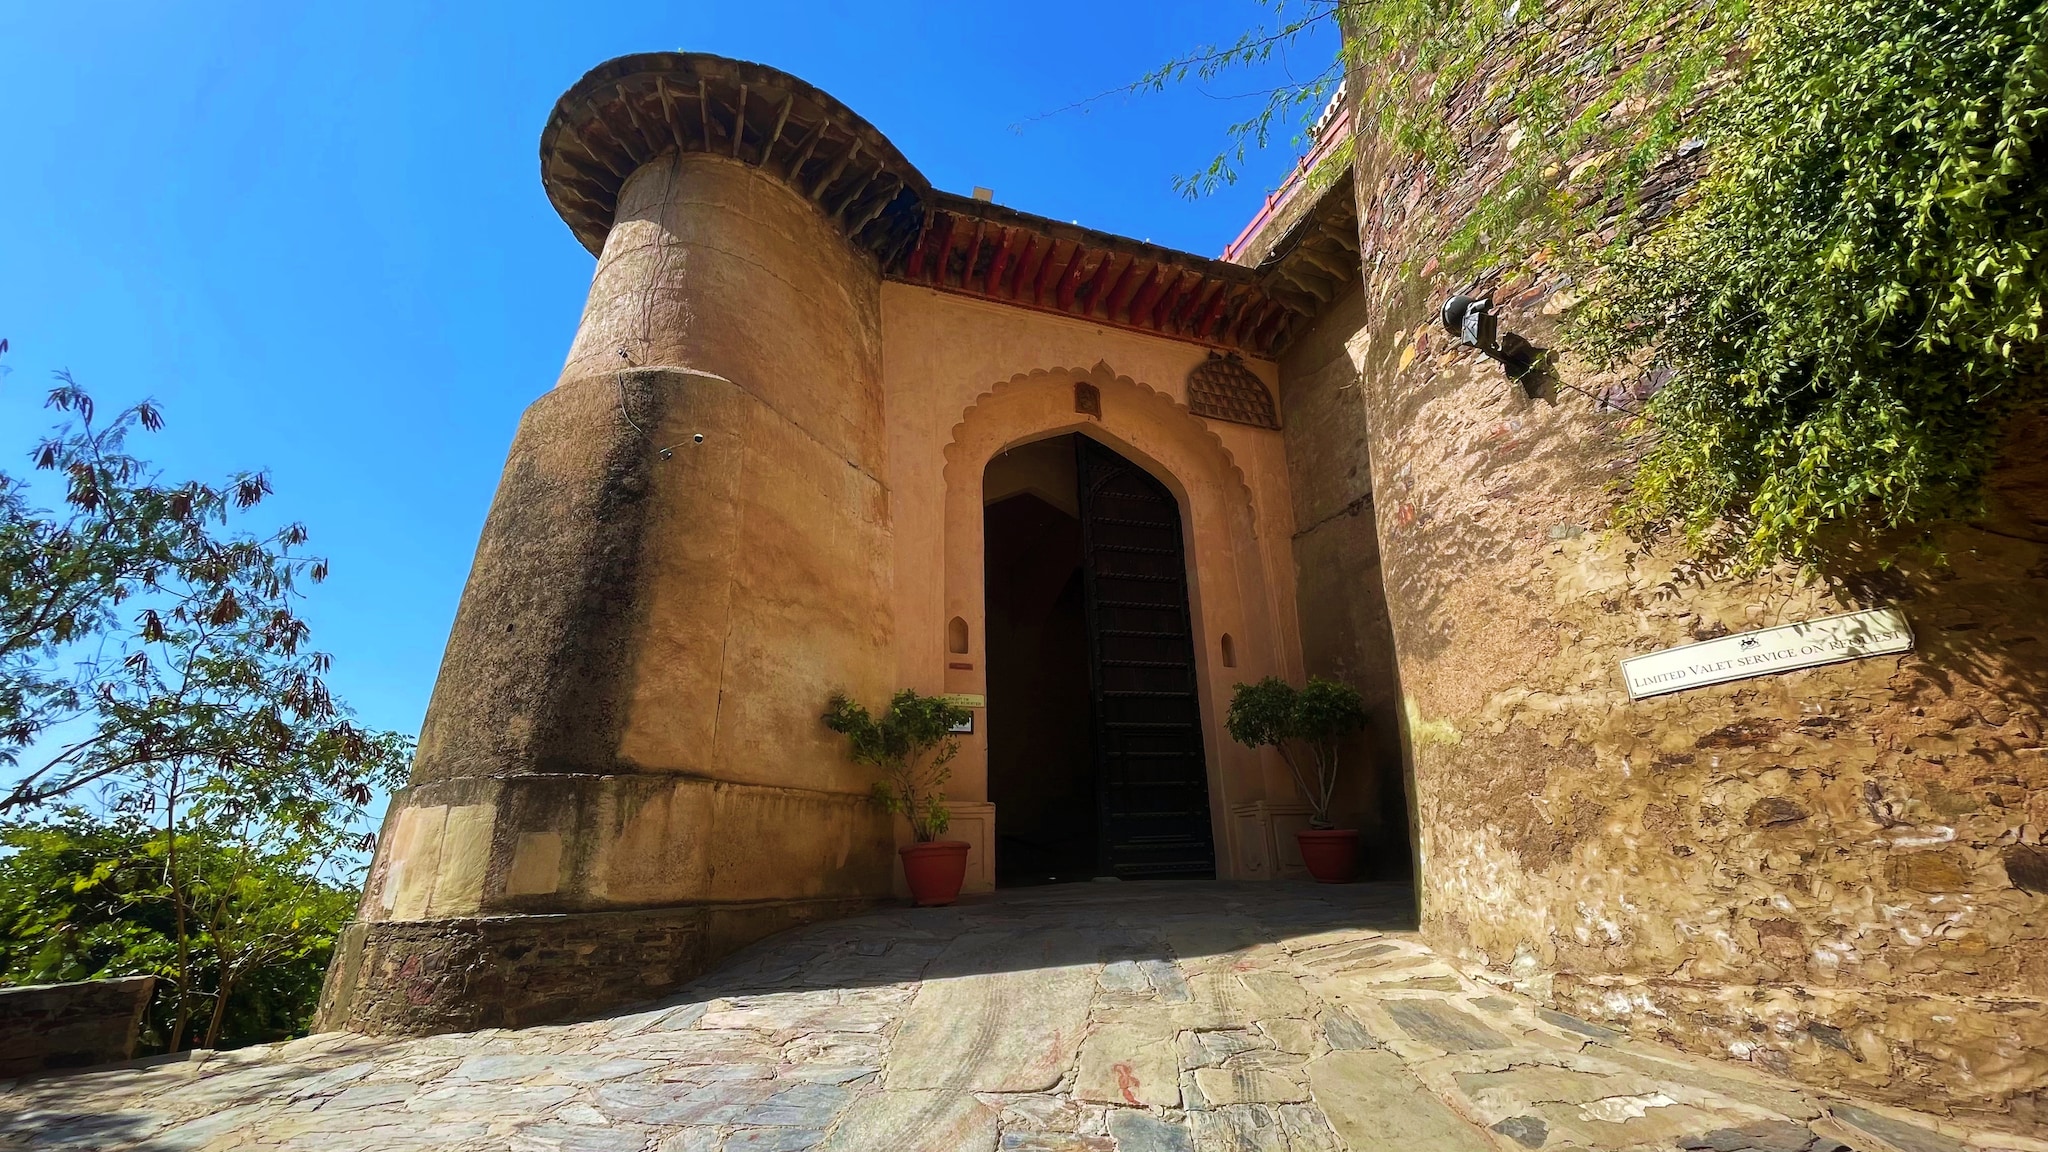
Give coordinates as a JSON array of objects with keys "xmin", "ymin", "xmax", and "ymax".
[{"xmin": 1441, "ymin": 294, "xmax": 1536, "ymax": 380}]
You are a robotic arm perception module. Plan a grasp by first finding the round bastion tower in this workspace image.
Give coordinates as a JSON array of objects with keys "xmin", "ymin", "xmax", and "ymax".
[{"xmin": 318, "ymin": 54, "xmax": 931, "ymax": 1034}]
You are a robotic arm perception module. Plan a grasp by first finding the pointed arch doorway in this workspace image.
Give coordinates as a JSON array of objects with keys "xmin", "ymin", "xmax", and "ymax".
[{"xmin": 983, "ymin": 432, "xmax": 1216, "ymax": 886}]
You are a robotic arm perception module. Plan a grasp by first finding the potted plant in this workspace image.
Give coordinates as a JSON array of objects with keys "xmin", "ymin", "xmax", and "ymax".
[
  {"xmin": 823, "ymin": 689, "xmax": 975, "ymax": 906},
  {"xmin": 1225, "ymin": 675, "xmax": 1369, "ymax": 882}
]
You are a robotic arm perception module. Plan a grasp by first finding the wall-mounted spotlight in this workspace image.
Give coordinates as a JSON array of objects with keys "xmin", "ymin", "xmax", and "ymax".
[
  {"xmin": 615, "ymin": 347, "xmax": 730, "ymax": 462},
  {"xmin": 658, "ymin": 434, "xmax": 707, "ymax": 461},
  {"xmin": 1441, "ymin": 294, "xmax": 1537, "ymax": 383}
]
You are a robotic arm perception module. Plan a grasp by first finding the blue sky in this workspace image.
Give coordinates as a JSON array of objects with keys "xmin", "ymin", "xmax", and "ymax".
[{"xmin": 0, "ymin": 2, "xmax": 1337, "ymax": 804}]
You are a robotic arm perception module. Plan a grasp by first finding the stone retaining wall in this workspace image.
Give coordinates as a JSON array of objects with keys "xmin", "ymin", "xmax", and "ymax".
[
  {"xmin": 0, "ymin": 976, "xmax": 155, "ymax": 1079},
  {"xmin": 316, "ymin": 897, "xmax": 878, "ymax": 1035}
]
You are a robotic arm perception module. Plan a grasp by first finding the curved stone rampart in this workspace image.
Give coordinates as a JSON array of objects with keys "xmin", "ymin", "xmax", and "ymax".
[{"xmin": 321, "ymin": 72, "xmax": 899, "ymax": 1032}]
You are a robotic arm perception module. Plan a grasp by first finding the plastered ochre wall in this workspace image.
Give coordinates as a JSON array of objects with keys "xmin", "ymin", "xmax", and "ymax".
[
  {"xmin": 878, "ymin": 284, "xmax": 1312, "ymax": 876},
  {"xmin": 1340, "ymin": 19, "xmax": 2048, "ymax": 1127}
]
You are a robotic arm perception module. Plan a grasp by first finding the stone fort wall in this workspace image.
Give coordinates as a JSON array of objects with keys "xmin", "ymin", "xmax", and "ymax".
[
  {"xmin": 319, "ymin": 53, "xmax": 1330, "ymax": 1035},
  {"xmin": 1323, "ymin": 8, "xmax": 2048, "ymax": 1130},
  {"xmin": 319, "ymin": 151, "xmax": 905, "ymax": 1035}
]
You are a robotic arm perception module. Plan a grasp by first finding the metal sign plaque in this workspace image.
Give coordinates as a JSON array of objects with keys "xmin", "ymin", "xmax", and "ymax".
[
  {"xmin": 939, "ymin": 694, "xmax": 982, "ymax": 733},
  {"xmin": 1621, "ymin": 607, "xmax": 1913, "ymax": 700}
]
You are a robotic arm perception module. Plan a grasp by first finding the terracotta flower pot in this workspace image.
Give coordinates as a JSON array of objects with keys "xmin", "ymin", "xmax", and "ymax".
[
  {"xmin": 899, "ymin": 840, "xmax": 971, "ymax": 906},
  {"xmin": 1295, "ymin": 828, "xmax": 1360, "ymax": 883}
]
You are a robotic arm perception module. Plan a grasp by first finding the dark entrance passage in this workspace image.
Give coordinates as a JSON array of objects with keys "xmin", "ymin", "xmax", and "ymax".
[
  {"xmin": 984, "ymin": 437, "xmax": 1096, "ymax": 885},
  {"xmin": 983, "ymin": 434, "xmax": 1215, "ymax": 886}
]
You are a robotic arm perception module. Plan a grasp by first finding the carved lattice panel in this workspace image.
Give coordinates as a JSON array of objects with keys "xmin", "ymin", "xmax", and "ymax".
[{"xmin": 1187, "ymin": 355, "xmax": 1279, "ymax": 430}]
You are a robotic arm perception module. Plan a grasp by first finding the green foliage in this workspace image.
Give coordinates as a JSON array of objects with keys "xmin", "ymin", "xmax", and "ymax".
[
  {"xmin": 822, "ymin": 690, "xmax": 971, "ymax": 842},
  {"xmin": 0, "ymin": 811, "xmax": 360, "ymax": 1050},
  {"xmin": 1147, "ymin": 0, "xmax": 1745, "ymax": 246},
  {"xmin": 1223, "ymin": 676, "xmax": 1297, "ymax": 750},
  {"xmin": 1573, "ymin": 0, "xmax": 2048, "ymax": 566},
  {"xmin": 1225, "ymin": 676, "xmax": 1368, "ymax": 828},
  {"xmin": 1169, "ymin": 0, "xmax": 2044, "ymax": 568},
  {"xmin": 0, "ymin": 372, "xmax": 413, "ymax": 1049},
  {"xmin": 2, "ymin": 376, "xmax": 408, "ymax": 814},
  {"xmin": 0, "ymin": 816, "xmax": 172, "ymax": 986},
  {"xmin": 1341, "ymin": 0, "xmax": 1747, "ymax": 265}
]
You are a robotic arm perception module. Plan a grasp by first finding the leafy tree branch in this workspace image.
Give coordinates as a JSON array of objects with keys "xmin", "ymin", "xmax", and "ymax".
[
  {"xmin": 1, "ymin": 376, "xmax": 398, "ymax": 815},
  {"xmin": 1, "ymin": 369, "xmax": 412, "ymax": 1048}
]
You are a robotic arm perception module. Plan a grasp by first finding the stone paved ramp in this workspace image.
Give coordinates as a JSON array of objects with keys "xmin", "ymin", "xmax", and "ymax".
[{"xmin": 0, "ymin": 882, "xmax": 2030, "ymax": 1152}]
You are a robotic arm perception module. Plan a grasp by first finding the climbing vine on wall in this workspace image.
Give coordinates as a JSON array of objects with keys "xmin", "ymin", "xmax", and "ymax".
[
  {"xmin": 1154, "ymin": 0, "xmax": 2046, "ymax": 569},
  {"xmin": 1571, "ymin": 0, "xmax": 2047, "ymax": 567},
  {"xmin": 1147, "ymin": 0, "xmax": 1747, "ymax": 251}
]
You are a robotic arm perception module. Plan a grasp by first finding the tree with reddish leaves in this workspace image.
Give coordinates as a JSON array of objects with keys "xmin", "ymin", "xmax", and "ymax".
[{"xmin": 0, "ymin": 368, "xmax": 409, "ymax": 1048}]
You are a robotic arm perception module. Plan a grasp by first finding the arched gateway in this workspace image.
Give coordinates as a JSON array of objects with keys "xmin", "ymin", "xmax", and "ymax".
[
  {"xmin": 316, "ymin": 52, "xmax": 1404, "ymax": 1035},
  {"xmin": 932, "ymin": 363, "xmax": 1299, "ymax": 902},
  {"xmin": 985, "ymin": 432, "xmax": 1215, "ymax": 884}
]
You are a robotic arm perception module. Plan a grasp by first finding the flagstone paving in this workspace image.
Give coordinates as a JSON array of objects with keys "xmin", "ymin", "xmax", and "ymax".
[{"xmin": 0, "ymin": 882, "xmax": 2029, "ymax": 1152}]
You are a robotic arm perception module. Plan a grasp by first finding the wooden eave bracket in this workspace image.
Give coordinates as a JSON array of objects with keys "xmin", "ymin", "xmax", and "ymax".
[{"xmin": 538, "ymin": 52, "xmax": 930, "ymax": 262}]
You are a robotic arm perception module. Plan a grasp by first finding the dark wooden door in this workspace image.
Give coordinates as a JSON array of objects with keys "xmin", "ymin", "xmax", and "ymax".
[{"xmin": 1074, "ymin": 435, "xmax": 1216, "ymax": 878}]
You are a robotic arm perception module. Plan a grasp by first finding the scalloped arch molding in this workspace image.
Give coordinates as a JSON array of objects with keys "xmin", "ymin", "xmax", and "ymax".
[{"xmin": 941, "ymin": 361, "xmax": 1260, "ymax": 535}]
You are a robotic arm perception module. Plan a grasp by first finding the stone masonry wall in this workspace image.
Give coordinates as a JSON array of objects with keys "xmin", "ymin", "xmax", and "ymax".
[
  {"xmin": 1340, "ymin": 9, "xmax": 2048, "ymax": 1132},
  {"xmin": 0, "ymin": 976, "xmax": 155, "ymax": 1078},
  {"xmin": 316, "ymin": 898, "xmax": 878, "ymax": 1036},
  {"xmin": 1278, "ymin": 286, "xmax": 1415, "ymax": 880}
]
